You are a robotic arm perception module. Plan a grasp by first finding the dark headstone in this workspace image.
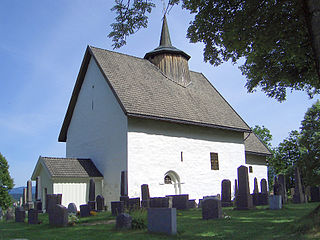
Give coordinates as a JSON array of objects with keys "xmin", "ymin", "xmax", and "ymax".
[
  {"xmin": 148, "ymin": 208, "xmax": 177, "ymax": 235},
  {"xmin": 310, "ymin": 186, "xmax": 320, "ymax": 202},
  {"xmin": 111, "ymin": 201, "xmax": 124, "ymax": 216},
  {"xmin": 120, "ymin": 196, "xmax": 129, "ymax": 208},
  {"xmin": 49, "ymin": 204, "xmax": 68, "ymax": 227},
  {"xmin": 89, "ymin": 179, "xmax": 95, "ymax": 202},
  {"xmin": 80, "ymin": 204, "xmax": 91, "ymax": 217},
  {"xmin": 253, "ymin": 178, "xmax": 259, "ymax": 194},
  {"xmin": 150, "ymin": 197, "xmax": 169, "ymax": 208},
  {"xmin": 120, "ymin": 171, "xmax": 128, "ymax": 196},
  {"xmin": 116, "ymin": 213, "xmax": 132, "ymax": 230},
  {"xmin": 278, "ymin": 174, "xmax": 287, "ymax": 203},
  {"xmin": 68, "ymin": 203, "xmax": 77, "ymax": 214},
  {"xmin": 128, "ymin": 197, "xmax": 140, "ymax": 210},
  {"xmin": 221, "ymin": 179, "xmax": 232, "ymax": 207},
  {"xmin": 269, "ymin": 195, "xmax": 282, "ymax": 210},
  {"xmin": 198, "ymin": 199, "xmax": 203, "ymax": 208},
  {"xmin": 141, "ymin": 200, "xmax": 150, "ymax": 208},
  {"xmin": 15, "ymin": 207, "xmax": 25, "ymax": 223},
  {"xmin": 260, "ymin": 178, "xmax": 268, "ymax": 194},
  {"xmin": 88, "ymin": 201, "xmax": 96, "ymax": 211},
  {"xmin": 273, "ymin": 176, "xmax": 281, "ymax": 196},
  {"xmin": 28, "ymin": 209, "xmax": 39, "ymax": 224},
  {"xmin": 235, "ymin": 165, "xmax": 253, "ymax": 210},
  {"xmin": 234, "ymin": 179, "xmax": 238, "ymax": 197},
  {"xmin": 202, "ymin": 198, "xmax": 223, "ymax": 220},
  {"xmin": 188, "ymin": 199, "xmax": 197, "ymax": 208},
  {"xmin": 257, "ymin": 193, "xmax": 268, "ymax": 205},
  {"xmin": 293, "ymin": 167, "xmax": 305, "ymax": 204},
  {"xmin": 35, "ymin": 176, "xmax": 41, "ymax": 201},
  {"xmin": 141, "ymin": 184, "xmax": 150, "ymax": 201},
  {"xmin": 46, "ymin": 194, "xmax": 62, "ymax": 214},
  {"xmin": 96, "ymin": 195, "xmax": 105, "ymax": 211},
  {"xmin": 34, "ymin": 201, "xmax": 43, "ymax": 213},
  {"xmin": 167, "ymin": 194, "xmax": 189, "ymax": 210}
]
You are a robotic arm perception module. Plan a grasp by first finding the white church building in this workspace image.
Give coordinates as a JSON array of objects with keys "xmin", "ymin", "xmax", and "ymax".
[{"xmin": 32, "ymin": 16, "xmax": 271, "ymax": 208}]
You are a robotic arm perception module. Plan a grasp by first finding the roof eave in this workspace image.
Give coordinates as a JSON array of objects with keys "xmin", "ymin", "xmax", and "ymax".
[
  {"xmin": 245, "ymin": 151, "xmax": 272, "ymax": 157},
  {"xmin": 127, "ymin": 113, "xmax": 251, "ymax": 133}
]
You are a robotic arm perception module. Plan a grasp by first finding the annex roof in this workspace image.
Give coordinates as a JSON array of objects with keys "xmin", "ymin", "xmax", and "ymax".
[
  {"xmin": 244, "ymin": 132, "xmax": 272, "ymax": 156},
  {"xmin": 31, "ymin": 156, "xmax": 103, "ymax": 180},
  {"xmin": 59, "ymin": 46, "xmax": 251, "ymax": 142}
]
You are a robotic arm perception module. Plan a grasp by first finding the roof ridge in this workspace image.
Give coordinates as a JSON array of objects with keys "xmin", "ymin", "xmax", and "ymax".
[
  {"xmin": 42, "ymin": 156, "xmax": 91, "ymax": 160},
  {"xmin": 89, "ymin": 45, "xmax": 146, "ymax": 61}
]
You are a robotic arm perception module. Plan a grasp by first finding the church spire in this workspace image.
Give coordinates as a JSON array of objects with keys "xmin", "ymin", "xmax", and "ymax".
[
  {"xmin": 144, "ymin": 15, "xmax": 191, "ymax": 87},
  {"xmin": 159, "ymin": 15, "xmax": 172, "ymax": 47}
]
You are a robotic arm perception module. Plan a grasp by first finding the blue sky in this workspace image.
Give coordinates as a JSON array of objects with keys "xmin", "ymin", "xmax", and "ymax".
[{"xmin": 1, "ymin": 1, "xmax": 319, "ymax": 187}]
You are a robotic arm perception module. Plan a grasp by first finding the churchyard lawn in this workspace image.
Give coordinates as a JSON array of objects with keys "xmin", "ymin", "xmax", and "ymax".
[{"xmin": 0, "ymin": 202, "xmax": 319, "ymax": 240}]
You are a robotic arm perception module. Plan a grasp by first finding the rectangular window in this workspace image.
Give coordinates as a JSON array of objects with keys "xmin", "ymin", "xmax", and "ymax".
[
  {"xmin": 181, "ymin": 152, "xmax": 183, "ymax": 162},
  {"xmin": 249, "ymin": 166, "xmax": 253, "ymax": 173},
  {"xmin": 210, "ymin": 152, "xmax": 219, "ymax": 170}
]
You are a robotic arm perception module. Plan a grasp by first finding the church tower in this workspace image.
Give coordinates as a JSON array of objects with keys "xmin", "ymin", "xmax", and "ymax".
[{"xmin": 144, "ymin": 15, "xmax": 191, "ymax": 87}]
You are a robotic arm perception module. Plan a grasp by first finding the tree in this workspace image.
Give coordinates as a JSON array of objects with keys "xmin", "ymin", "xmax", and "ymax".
[
  {"xmin": 0, "ymin": 153, "xmax": 14, "ymax": 209},
  {"xmin": 272, "ymin": 130, "xmax": 301, "ymax": 190},
  {"xmin": 251, "ymin": 125, "xmax": 275, "ymax": 188},
  {"xmin": 109, "ymin": 0, "xmax": 320, "ymax": 101},
  {"xmin": 299, "ymin": 100, "xmax": 320, "ymax": 186}
]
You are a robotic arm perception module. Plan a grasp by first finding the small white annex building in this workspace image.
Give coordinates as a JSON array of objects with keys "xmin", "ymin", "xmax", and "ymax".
[{"xmin": 32, "ymin": 16, "xmax": 271, "ymax": 208}]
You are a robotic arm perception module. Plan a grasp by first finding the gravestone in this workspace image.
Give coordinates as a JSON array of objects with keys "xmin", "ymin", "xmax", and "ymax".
[
  {"xmin": 310, "ymin": 186, "xmax": 320, "ymax": 202},
  {"xmin": 116, "ymin": 213, "xmax": 132, "ymax": 230},
  {"xmin": 88, "ymin": 201, "xmax": 96, "ymax": 211},
  {"xmin": 34, "ymin": 201, "xmax": 42, "ymax": 213},
  {"xmin": 96, "ymin": 195, "xmax": 105, "ymax": 211},
  {"xmin": 202, "ymin": 198, "xmax": 223, "ymax": 220},
  {"xmin": 221, "ymin": 179, "xmax": 232, "ymax": 207},
  {"xmin": 111, "ymin": 201, "xmax": 124, "ymax": 216},
  {"xmin": 252, "ymin": 177, "xmax": 259, "ymax": 206},
  {"xmin": 269, "ymin": 195, "xmax": 282, "ymax": 210},
  {"xmin": 6, "ymin": 208, "xmax": 14, "ymax": 221},
  {"xmin": 258, "ymin": 193, "xmax": 268, "ymax": 205},
  {"xmin": 22, "ymin": 188, "xmax": 27, "ymax": 209},
  {"xmin": 15, "ymin": 207, "xmax": 25, "ymax": 223},
  {"xmin": 167, "ymin": 194, "xmax": 189, "ymax": 210},
  {"xmin": 19, "ymin": 197, "xmax": 23, "ymax": 206},
  {"xmin": 188, "ymin": 199, "xmax": 197, "ymax": 208},
  {"xmin": 49, "ymin": 204, "xmax": 68, "ymax": 227},
  {"xmin": 120, "ymin": 171, "xmax": 128, "ymax": 196},
  {"xmin": 28, "ymin": 209, "xmax": 39, "ymax": 224},
  {"xmin": 68, "ymin": 203, "xmax": 77, "ymax": 214},
  {"xmin": 141, "ymin": 184, "xmax": 150, "ymax": 200},
  {"xmin": 260, "ymin": 178, "xmax": 268, "ymax": 194},
  {"xmin": 120, "ymin": 196, "xmax": 129, "ymax": 209},
  {"xmin": 80, "ymin": 204, "xmax": 91, "ymax": 217},
  {"xmin": 88, "ymin": 179, "xmax": 96, "ymax": 210},
  {"xmin": 150, "ymin": 197, "xmax": 169, "ymax": 208},
  {"xmin": 293, "ymin": 167, "xmax": 305, "ymax": 204},
  {"xmin": 46, "ymin": 194, "xmax": 62, "ymax": 214},
  {"xmin": 148, "ymin": 208, "xmax": 177, "ymax": 235},
  {"xmin": 235, "ymin": 165, "xmax": 253, "ymax": 210},
  {"xmin": 35, "ymin": 176, "xmax": 41, "ymax": 201},
  {"xmin": 128, "ymin": 197, "xmax": 140, "ymax": 211},
  {"xmin": 278, "ymin": 174, "xmax": 287, "ymax": 204},
  {"xmin": 26, "ymin": 180, "xmax": 33, "ymax": 210},
  {"xmin": 273, "ymin": 176, "xmax": 281, "ymax": 196},
  {"xmin": 141, "ymin": 184, "xmax": 150, "ymax": 208}
]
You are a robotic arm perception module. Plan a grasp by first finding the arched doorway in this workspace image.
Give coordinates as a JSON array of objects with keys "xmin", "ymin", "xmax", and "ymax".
[{"xmin": 163, "ymin": 170, "xmax": 181, "ymax": 195}]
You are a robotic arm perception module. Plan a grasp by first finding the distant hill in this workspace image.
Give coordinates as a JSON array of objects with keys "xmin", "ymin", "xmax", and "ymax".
[{"xmin": 9, "ymin": 186, "xmax": 36, "ymax": 202}]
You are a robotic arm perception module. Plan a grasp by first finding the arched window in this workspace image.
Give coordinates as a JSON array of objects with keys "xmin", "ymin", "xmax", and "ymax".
[{"xmin": 164, "ymin": 175, "xmax": 172, "ymax": 184}]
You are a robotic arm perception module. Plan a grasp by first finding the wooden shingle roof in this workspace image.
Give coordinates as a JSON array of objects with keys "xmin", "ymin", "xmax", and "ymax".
[
  {"xmin": 32, "ymin": 157, "xmax": 103, "ymax": 179},
  {"xmin": 59, "ymin": 46, "xmax": 251, "ymax": 142},
  {"xmin": 244, "ymin": 133, "xmax": 272, "ymax": 156}
]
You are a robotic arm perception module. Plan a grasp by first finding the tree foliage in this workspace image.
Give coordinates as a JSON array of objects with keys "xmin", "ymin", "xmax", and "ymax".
[
  {"xmin": 0, "ymin": 153, "xmax": 14, "ymax": 209},
  {"xmin": 109, "ymin": 0, "xmax": 320, "ymax": 101}
]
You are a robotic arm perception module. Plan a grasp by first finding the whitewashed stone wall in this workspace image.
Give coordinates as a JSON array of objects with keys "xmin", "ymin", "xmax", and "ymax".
[
  {"xmin": 127, "ymin": 118, "xmax": 254, "ymax": 201},
  {"xmin": 66, "ymin": 57, "xmax": 128, "ymax": 206},
  {"xmin": 245, "ymin": 153, "xmax": 268, "ymax": 193}
]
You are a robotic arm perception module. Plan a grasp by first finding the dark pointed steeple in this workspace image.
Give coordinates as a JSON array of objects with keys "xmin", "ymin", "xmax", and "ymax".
[
  {"xmin": 159, "ymin": 15, "xmax": 172, "ymax": 47},
  {"xmin": 144, "ymin": 15, "xmax": 191, "ymax": 87}
]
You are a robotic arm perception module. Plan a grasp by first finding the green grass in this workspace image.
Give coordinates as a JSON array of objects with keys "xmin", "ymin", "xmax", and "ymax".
[{"xmin": 0, "ymin": 203, "xmax": 319, "ymax": 240}]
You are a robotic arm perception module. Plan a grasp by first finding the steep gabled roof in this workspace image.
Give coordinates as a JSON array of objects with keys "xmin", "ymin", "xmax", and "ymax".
[
  {"xmin": 244, "ymin": 132, "xmax": 272, "ymax": 156},
  {"xmin": 31, "ymin": 156, "xmax": 103, "ymax": 179},
  {"xmin": 59, "ymin": 46, "xmax": 251, "ymax": 142}
]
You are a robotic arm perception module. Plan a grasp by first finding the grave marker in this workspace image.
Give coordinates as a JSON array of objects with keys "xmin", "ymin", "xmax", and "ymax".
[
  {"xmin": 148, "ymin": 208, "xmax": 177, "ymax": 235},
  {"xmin": 116, "ymin": 213, "xmax": 132, "ymax": 230},
  {"xmin": 15, "ymin": 207, "xmax": 25, "ymax": 223},
  {"xmin": 96, "ymin": 195, "xmax": 105, "ymax": 211},
  {"xmin": 235, "ymin": 165, "xmax": 253, "ymax": 210},
  {"xmin": 221, "ymin": 179, "xmax": 232, "ymax": 207},
  {"xmin": 202, "ymin": 198, "xmax": 223, "ymax": 219},
  {"xmin": 49, "ymin": 204, "xmax": 68, "ymax": 227}
]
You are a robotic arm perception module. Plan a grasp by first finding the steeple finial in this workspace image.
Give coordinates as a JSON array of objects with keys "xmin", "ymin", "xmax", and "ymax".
[{"xmin": 159, "ymin": 15, "xmax": 172, "ymax": 47}]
